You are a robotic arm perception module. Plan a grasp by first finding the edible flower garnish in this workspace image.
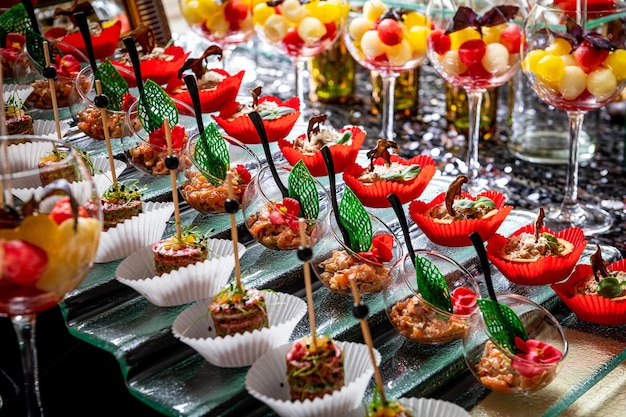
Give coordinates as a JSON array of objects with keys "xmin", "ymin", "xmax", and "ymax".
[
  {"xmin": 357, "ymin": 234, "xmax": 394, "ymax": 264},
  {"xmin": 450, "ymin": 287, "xmax": 478, "ymax": 315},
  {"xmin": 511, "ymin": 337, "xmax": 563, "ymax": 378},
  {"xmin": 55, "ymin": 54, "xmax": 81, "ymax": 77},
  {"xmin": 234, "ymin": 164, "xmax": 251, "ymax": 185},
  {"xmin": 148, "ymin": 124, "xmax": 185, "ymax": 149},
  {"xmin": 269, "ymin": 197, "xmax": 301, "ymax": 230}
]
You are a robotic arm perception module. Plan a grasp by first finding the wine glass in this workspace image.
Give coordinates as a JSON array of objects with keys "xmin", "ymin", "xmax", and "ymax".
[
  {"xmin": 522, "ymin": 0, "xmax": 626, "ymax": 235},
  {"xmin": 0, "ymin": 135, "xmax": 101, "ymax": 416},
  {"xmin": 253, "ymin": 0, "xmax": 349, "ymax": 111},
  {"xmin": 426, "ymin": 0, "xmax": 528, "ymax": 193},
  {"xmin": 344, "ymin": 0, "xmax": 431, "ymax": 140},
  {"xmin": 178, "ymin": 0, "xmax": 255, "ymax": 73}
]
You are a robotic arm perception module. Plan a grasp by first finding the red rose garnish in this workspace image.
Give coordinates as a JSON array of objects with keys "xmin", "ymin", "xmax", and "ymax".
[
  {"xmin": 234, "ymin": 164, "xmax": 251, "ymax": 184},
  {"xmin": 450, "ymin": 287, "xmax": 478, "ymax": 315},
  {"xmin": 55, "ymin": 54, "xmax": 81, "ymax": 77},
  {"xmin": 268, "ymin": 197, "xmax": 300, "ymax": 230},
  {"xmin": 148, "ymin": 124, "xmax": 186, "ymax": 149},
  {"xmin": 511, "ymin": 337, "xmax": 563, "ymax": 378},
  {"xmin": 121, "ymin": 93, "xmax": 136, "ymax": 112},
  {"xmin": 6, "ymin": 33, "xmax": 26, "ymax": 50},
  {"xmin": 356, "ymin": 233, "xmax": 394, "ymax": 264}
]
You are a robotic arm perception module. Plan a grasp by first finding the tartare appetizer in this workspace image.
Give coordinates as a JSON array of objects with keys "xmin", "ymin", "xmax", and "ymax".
[
  {"xmin": 152, "ymin": 228, "xmax": 208, "ymax": 275},
  {"xmin": 208, "ymin": 283, "xmax": 269, "ymax": 337}
]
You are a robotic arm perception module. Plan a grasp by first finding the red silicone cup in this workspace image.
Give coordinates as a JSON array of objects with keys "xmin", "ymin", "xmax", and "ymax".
[
  {"xmin": 168, "ymin": 69, "xmax": 244, "ymax": 114},
  {"xmin": 342, "ymin": 154, "xmax": 437, "ymax": 208},
  {"xmin": 486, "ymin": 225, "xmax": 586, "ymax": 285},
  {"xmin": 111, "ymin": 45, "xmax": 191, "ymax": 87},
  {"xmin": 551, "ymin": 259, "xmax": 626, "ymax": 326},
  {"xmin": 408, "ymin": 190, "xmax": 512, "ymax": 247},
  {"xmin": 278, "ymin": 125, "xmax": 366, "ymax": 177}
]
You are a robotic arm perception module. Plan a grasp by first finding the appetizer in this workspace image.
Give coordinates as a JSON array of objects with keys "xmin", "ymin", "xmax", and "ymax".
[
  {"xmin": 99, "ymin": 182, "xmax": 144, "ymax": 231},
  {"xmin": 209, "ymin": 283, "xmax": 269, "ymax": 337},
  {"xmin": 5, "ymin": 92, "xmax": 33, "ymax": 135},
  {"xmin": 152, "ymin": 228, "xmax": 208, "ymax": 275}
]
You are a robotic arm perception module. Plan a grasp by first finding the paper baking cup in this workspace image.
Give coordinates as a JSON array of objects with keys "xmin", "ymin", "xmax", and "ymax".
[
  {"xmin": 393, "ymin": 397, "xmax": 471, "ymax": 417},
  {"xmin": 213, "ymin": 96, "xmax": 301, "ymax": 144},
  {"xmin": 551, "ymin": 260, "xmax": 626, "ymax": 325},
  {"xmin": 33, "ymin": 120, "xmax": 71, "ymax": 138},
  {"xmin": 487, "ymin": 225, "xmax": 587, "ymax": 285},
  {"xmin": 278, "ymin": 126, "xmax": 366, "ymax": 177},
  {"xmin": 95, "ymin": 201, "xmax": 175, "ymax": 263},
  {"xmin": 246, "ymin": 341, "xmax": 379, "ymax": 417},
  {"xmin": 172, "ymin": 291, "xmax": 307, "ymax": 367},
  {"xmin": 409, "ymin": 190, "xmax": 513, "ymax": 247},
  {"xmin": 116, "ymin": 239, "xmax": 245, "ymax": 306},
  {"xmin": 3, "ymin": 84, "xmax": 34, "ymax": 104},
  {"xmin": 343, "ymin": 154, "xmax": 437, "ymax": 208}
]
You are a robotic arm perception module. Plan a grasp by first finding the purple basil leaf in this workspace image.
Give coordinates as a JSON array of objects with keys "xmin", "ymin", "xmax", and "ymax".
[
  {"xmin": 477, "ymin": 5, "xmax": 519, "ymax": 27},
  {"xmin": 566, "ymin": 19, "xmax": 584, "ymax": 42},
  {"xmin": 446, "ymin": 6, "xmax": 478, "ymax": 34},
  {"xmin": 585, "ymin": 33, "xmax": 617, "ymax": 51}
]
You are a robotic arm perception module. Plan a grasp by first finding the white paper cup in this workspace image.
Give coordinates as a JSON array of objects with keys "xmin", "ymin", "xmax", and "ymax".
[
  {"xmin": 116, "ymin": 239, "xmax": 245, "ymax": 306},
  {"xmin": 172, "ymin": 291, "xmax": 307, "ymax": 367},
  {"xmin": 33, "ymin": 119, "xmax": 70, "ymax": 138},
  {"xmin": 95, "ymin": 201, "xmax": 175, "ymax": 263},
  {"xmin": 246, "ymin": 341, "xmax": 379, "ymax": 417},
  {"xmin": 358, "ymin": 397, "xmax": 471, "ymax": 417}
]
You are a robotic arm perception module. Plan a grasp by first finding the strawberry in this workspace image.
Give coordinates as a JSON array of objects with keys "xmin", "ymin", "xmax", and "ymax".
[
  {"xmin": 49, "ymin": 197, "xmax": 89, "ymax": 225},
  {"xmin": 377, "ymin": 18, "xmax": 404, "ymax": 46},
  {"xmin": 427, "ymin": 29, "xmax": 451, "ymax": 55},
  {"xmin": 499, "ymin": 25, "xmax": 521, "ymax": 54},
  {"xmin": 573, "ymin": 39, "xmax": 609, "ymax": 73},
  {"xmin": 1, "ymin": 240, "xmax": 48, "ymax": 286},
  {"xmin": 458, "ymin": 39, "xmax": 487, "ymax": 66}
]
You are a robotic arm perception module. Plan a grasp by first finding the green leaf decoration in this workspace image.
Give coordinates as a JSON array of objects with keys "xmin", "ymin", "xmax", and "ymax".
[
  {"xmin": 414, "ymin": 255, "xmax": 453, "ymax": 313},
  {"xmin": 139, "ymin": 79, "xmax": 178, "ymax": 133},
  {"xmin": 95, "ymin": 59, "xmax": 130, "ymax": 111},
  {"xmin": 477, "ymin": 298, "xmax": 529, "ymax": 353},
  {"xmin": 475, "ymin": 195, "xmax": 496, "ymax": 208},
  {"xmin": 336, "ymin": 131, "xmax": 352, "ymax": 145},
  {"xmin": 0, "ymin": 4, "xmax": 32, "ymax": 48},
  {"xmin": 380, "ymin": 164, "xmax": 422, "ymax": 181},
  {"xmin": 288, "ymin": 160, "xmax": 319, "ymax": 220},
  {"xmin": 258, "ymin": 106, "xmax": 295, "ymax": 120},
  {"xmin": 25, "ymin": 29, "xmax": 62, "ymax": 69},
  {"xmin": 338, "ymin": 187, "xmax": 372, "ymax": 252},
  {"xmin": 193, "ymin": 122, "xmax": 229, "ymax": 186},
  {"xmin": 597, "ymin": 277, "xmax": 623, "ymax": 299}
]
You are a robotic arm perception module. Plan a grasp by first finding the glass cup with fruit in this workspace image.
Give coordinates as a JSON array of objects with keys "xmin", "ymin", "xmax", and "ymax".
[
  {"xmin": 426, "ymin": 0, "xmax": 528, "ymax": 193},
  {"xmin": 178, "ymin": 0, "xmax": 255, "ymax": 72},
  {"xmin": 253, "ymin": 0, "xmax": 349, "ymax": 111},
  {"xmin": 521, "ymin": 0, "xmax": 626, "ymax": 235},
  {"xmin": 0, "ymin": 135, "xmax": 101, "ymax": 416},
  {"xmin": 344, "ymin": 0, "xmax": 431, "ymax": 140}
]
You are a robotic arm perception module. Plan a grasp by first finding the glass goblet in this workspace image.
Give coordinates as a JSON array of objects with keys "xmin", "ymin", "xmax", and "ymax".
[
  {"xmin": 522, "ymin": 0, "xmax": 626, "ymax": 235},
  {"xmin": 253, "ymin": 0, "xmax": 349, "ymax": 111},
  {"xmin": 426, "ymin": 0, "xmax": 528, "ymax": 193},
  {"xmin": 344, "ymin": 1, "xmax": 430, "ymax": 140},
  {"xmin": 178, "ymin": 0, "xmax": 255, "ymax": 73},
  {"xmin": 0, "ymin": 135, "xmax": 101, "ymax": 416}
]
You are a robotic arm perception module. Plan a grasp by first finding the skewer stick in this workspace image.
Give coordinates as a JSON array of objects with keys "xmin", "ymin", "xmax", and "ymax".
[
  {"xmin": 348, "ymin": 276, "xmax": 386, "ymax": 404},
  {"xmin": 163, "ymin": 117, "xmax": 182, "ymax": 239},
  {"xmin": 299, "ymin": 218, "xmax": 317, "ymax": 351},
  {"xmin": 0, "ymin": 56, "xmax": 6, "ymax": 208},
  {"xmin": 42, "ymin": 41, "xmax": 63, "ymax": 142},
  {"xmin": 95, "ymin": 80, "xmax": 117, "ymax": 187},
  {"xmin": 225, "ymin": 172, "xmax": 243, "ymax": 291}
]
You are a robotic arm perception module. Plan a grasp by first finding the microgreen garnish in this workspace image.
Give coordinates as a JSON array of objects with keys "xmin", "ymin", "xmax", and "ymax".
[
  {"xmin": 288, "ymin": 160, "xmax": 319, "ymax": 220},
  {"xmin": 446, "ymin": 5, "xmax": 519, "ymax": 35},
  {"xmin": 257, "ymin": 106, "xmax": 296, "ymax": 120},
  {"xmin": 5, "ymin": 92, "xmax": 27, "ymax": 117},
  {"xmin": 193, "ymin": 122, "xmax": 229, "ymax": 186},
  {"xmin": 102, "ymin": 180, "xmax": 144, "ymax": 203}
]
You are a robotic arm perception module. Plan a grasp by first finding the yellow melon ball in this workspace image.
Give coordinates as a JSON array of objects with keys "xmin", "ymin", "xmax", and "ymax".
[
  {"xmin": 558, "ymin": 66, "xmax": 587, "ymax": 100},
  {"xmin": 281, "ymin": 0, "xmax": 307, "ymax": 23},
  {"xmin": 363, "ymin": 0, "xmax": 387, "ymax": 22},
  {"xmin": 253, "ymin": 3, "xmax": 275, "ymax": 26},
  {"xmin": 309, "ymin": 1, "xmax": 342, "ymax": 24},
  {"xmin": 587, "ymin": 68, "xmax": 618, "ymax": 102},
  {"xmin": 408, "ymin": 26, "xmax": 430, "ymax": 56},
  {"xmin": 206, "ymin": 9, "xmax": 229, "ymax": 35},
  {"xmin": 439, "ymin": 50, "xmax": 467, "ymax": 76},
  {"xmin": 348, "ymin": 16, "xmax": 371, "ymax": 41},
  {"xmin": 263, "ymin": 14, "xmax": 289, "ymax": 42},
  {"xmin": 403, "ymin": 11, "xmax": 430, "ymax": 29},
  {"xmin": 536, "ymin": 55, "xmax": 565, "ymax": 86},
  {"xmin": 450, "ymin": 27, "xmax": 481, "ymax": 50},
  {"xmin": 181, "ymin": 1, "xmax": 206, "ymax": 25},
  {"xmin": 560, "ymin": 54, "xmax": 577, "ymax": 67},
  {"xmin": 545, "ymin": 38, "xmax": 572, "ymax": 56},
  {"xmin": 523, "ymin": 49, "xmax": 547, "ymax": 73},
  {"xmin": 297, "ymin": 16, "xmax": 327, "ymax": 43},
  {"xmin": 387, "ymin": 39, "xmax": 413, "ymax": 66},
  {"xmin": 482, "ymin": 24, "xmax": 505, "ymax": 44},
  {"xmin": 605, "ymin": 49, "xmax": 626, "ymax": 81}
]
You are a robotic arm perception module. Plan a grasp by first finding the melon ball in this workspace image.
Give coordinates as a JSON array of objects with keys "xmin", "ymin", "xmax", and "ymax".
[
  {"xmin": 450, "ymin": 27, "xmax": 481, "ymax": 50},
  {"xmin": 482, "ymin": 43, "xmax": 509, "ymax": 74},
  {"xmin": 253, "ymin": 3, "xmax": 275, "ymax": 26},
  {"xmin": 263, "ymin": 14, "xmax": 288, "ymax": 42},
  {"xmin": 587, "ymin": 68, "xmax": 618, "ymax": 102},
  {"xmin": 361, "ymin": 29, "xmax": 387, "ymax": 59},
  {"xmin": 408, "ymin": 26, "xmax": 430, "ymax": 56},
  {"xmin": 546, "ymin": 38, "xmax": 572, "ymax": 56},
  {"xmin": 281, "ymin": 0, "xmax": 307, "ymax": 23},
  {"xmin": 363, "ymin": 0, "xmax": 387, "ymax": 22},
  {"xmin": 560, "ymin": 54, "xmax": 577, "ymax": 67},
  {"xmin": 387, "ymin": 39, "xmax": 413, "ymax": 66},
  {"xmin": 349, "ymin": 16, "xmax": 372, "ymax": 42},
  {"xmin": 181, "ymin": 1, "xmax": 207, "ymax": 25},
  {"xmin": 558, "ymin": 66, "xmax": 587, "ymax": 100},
  {"xmin": 482, "ymin": 24, "xmax": 505, "ymax": 45},
  {"xmin": 523, "ymin": 49, "xmax": 547, "ymax": 73},
  {"xmin": 605, "ymin": 49, "xmax": 626, "ymax": 81},
  {"xmin": 439, "ymin": 50, "xmax": 467, "ymax": 76},
  {"xmin": 535, "ymin": 54, "xmax": 565, "ymax": 87},
  {"xmin": 297, "ymin": 16, "xmax": 326, "ymax": 44}
]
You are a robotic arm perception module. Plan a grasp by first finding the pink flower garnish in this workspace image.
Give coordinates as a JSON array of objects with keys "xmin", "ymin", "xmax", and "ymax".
[
  {"xmin": 148, "ymin": 124, "xmax": 185, "ymax": 149},
  {"xmin": 268, "ymin": 197, "xmax": 300, "ymax": 230},
  {"xmin": 511, "ymin": 337, "xmax": 563, "ymax": 378},
  {"xmin": 450, "ymin": 287, "xmax": 477, "ymax": 315},
  {"xmin": 356, "ymin": 233, "xmax": 394, "ymax": 264},
  {"xmin": 55, "ymin": 54, "xmax": 81, "ymax": 77},
  {"xmin": 235, "ymin": 164, "xmax": 251, "ymax": 184}
]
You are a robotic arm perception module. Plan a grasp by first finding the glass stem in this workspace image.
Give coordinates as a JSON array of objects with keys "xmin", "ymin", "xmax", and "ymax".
[
  {"xmin": 221, "ymin": 47, "xmax": 233, "ymax": 73},
  {"xmin": 466, "ymin": 90, "xmax": 484, "ymax": 183},
  {"xmin": 294, "ymin": 58, "xmax": 306, "ymax": 112},
  {"xmin": 563, "ymin": 111, "xmax": 585, "ymax": 210},
  {"xmin": 12, "ymin": 314, "xmax": 43, "ymax": 417},
  {"xmin": 381, "ymin": 74, "xmax": 397, "ymax": 140}
]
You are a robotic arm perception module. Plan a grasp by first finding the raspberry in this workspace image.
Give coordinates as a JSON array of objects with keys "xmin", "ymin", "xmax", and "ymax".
[
  {"xmin": 428, "ymin": 29, "xmax": 451, "ymax": 56},
  {"xmin": 458, "ymin": 39, "xmax": 487, "ymax": 66}
]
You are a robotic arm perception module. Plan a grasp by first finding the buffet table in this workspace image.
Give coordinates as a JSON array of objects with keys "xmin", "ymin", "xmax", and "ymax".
[{"xmin": 3, "ymin": 36, "xmax": 626, "ymax": 416}]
